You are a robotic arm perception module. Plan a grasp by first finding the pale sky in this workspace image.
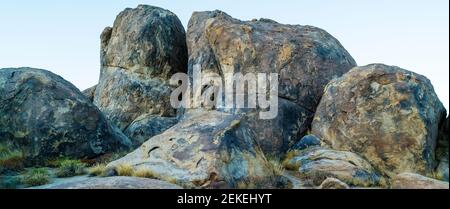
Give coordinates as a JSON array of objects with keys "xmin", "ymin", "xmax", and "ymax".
[{"xmin": 1, "ymin": 0, "xmax": 448, "ymax": 110}]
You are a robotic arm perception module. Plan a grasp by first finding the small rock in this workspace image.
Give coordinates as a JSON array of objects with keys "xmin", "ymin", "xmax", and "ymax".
[
  {"xmin": 285, "ymin": 147, "xmax": 386, "ymax": 187},
  {"xmin": 319, "ymin": 177, "xmax": 349, "ymax": 189}
]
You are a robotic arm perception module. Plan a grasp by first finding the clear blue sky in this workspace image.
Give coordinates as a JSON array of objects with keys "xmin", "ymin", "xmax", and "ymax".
[{"xmin": 1, "ymin": 0, "xmax": 448, "ymax": 110}]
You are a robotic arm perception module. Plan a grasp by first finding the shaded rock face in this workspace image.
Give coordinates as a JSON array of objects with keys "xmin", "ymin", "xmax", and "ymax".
[
  {"xmin": 436, "ymin": 117, "xmax": 449, "ymax": 181},
  {"xmin": 284, "ymin": 147, "xmax": 386, "ymax": 187},
  {"xmin": 186, "ymin": 10, "xmax": 356, "ymax": 156},
  {"xmin": 312, "ymin": 64, "xmax": 446, "ymax": 177},
  {"xmin": 94, "ymin": 5, "xmax": 188, "ymax": 132},
  {"xmin": 124, "ymin": 114, "xmax": 178, "ymax": 148},
  {"xmin": 0, "ymin": 68, "xmax": 131, "ymax": 165},
  {"xmin": 33, "ymin": 176, "xmax": 182, "ymax": 189},
  {"xmin": 107, "ymin": 110, "xmax": 279, "ymax": 188},
  {"xmin": 292, "ymin": 134, "xmax": 321, "ymax": 150},
  {"xmin": 238, "ymin": 98, "xmax": 313, "ymax": 156},
  {"xmin": 391, "ymin": 173, "xmax": 449, "ymax": 189}
]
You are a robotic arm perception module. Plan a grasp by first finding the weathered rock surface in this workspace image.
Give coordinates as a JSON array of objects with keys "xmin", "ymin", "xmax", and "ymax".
[
  {"xmin": 32, "ymin": 176, "xmax": 182, "ymax": 189},
  {"xmin": 186, "ymin": 10, "xmax": 356, "ymax": 157},
  {"xmin": 124, "ymin": 114, "xmax": 178, "ymax": 148},
  {"xmin": 101, "ymin": 5, "xmax": 187, "ymax": 79},
  {"xmin": 94, "ymin": 5, "xmax": 188, "ymax": 132},
  {"xmin": 284, "ymin": 147, "xmax": 386, "ymax": 187},
  {"xmin": 94, "ymin": 67, "xmax": 175, "ymax": 130},
  {"xmin": 319, "ymin": 177, "xmax": 349, "ymax": 189},
  {"xmin": 82, "ymin": 85, "xmax": 96, "ymax": 102},
  {"xmin": 107, "ymin": 110, "xmax": 280, "ymax": 188},
  {"xmin": 312, "ymin": 64, "xmax": 447, "ymax": 177},
  {"xmin": 0, "ymin": 68, "xmax": 131, "ymax": 165},
  {"xmin": 391, "ymin": 173, "xmax": 449, "ymax": 189}
]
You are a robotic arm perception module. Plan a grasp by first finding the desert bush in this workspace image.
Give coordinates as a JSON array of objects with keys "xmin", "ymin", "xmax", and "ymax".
[
  {"xmin": 55, "ymin": 159, "xmax": 86, "ymax": 177},
  {"xmin": 21, "ymin": 168, "xmax": 51, "ymax": 187}
]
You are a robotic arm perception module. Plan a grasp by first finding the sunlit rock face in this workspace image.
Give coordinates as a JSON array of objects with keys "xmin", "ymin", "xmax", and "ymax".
[
  {"xmin": 107, "ymin": 110, "xmax": 283, "ymax": 189},
  {"xmin": 186, "ymin": 10, "xmax": 356, "ymax": 157},
  {"xmin": 312, "ymin": 64, "xmax": 447, "ymax": 177},
  {"xmin": 94, "ymin": 5, "xmax": 187, "ymax": 135}
]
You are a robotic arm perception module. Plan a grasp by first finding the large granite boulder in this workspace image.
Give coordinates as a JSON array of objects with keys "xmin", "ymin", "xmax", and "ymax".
[
  {"xmin": 312, "ymin": 64, "xmax": 447, "ymax": 177},
  {"xmin": 186, "ymin": 10, "xmax": 356, "ymax": 156},
  {"xmin": 283, "ymin": 147, "xmax": 386, "ymax": 187},
  {"xmin": 101, "ymin": 4, "xmax": 187, "ymax": 79},
  {"xmin": 94, "ymin": 5, "xmax": 188, "ymax": 131},
  {"xmin": 107, "ymin": 110, "xmax": 283, "ymax": 188},
  {"xmin": 0, "ymin": 68, "xmax": 131, "ymax": 165},
  {"xmin": 391, "ymin": 173, "xmax": 449, "ymax": 189}
]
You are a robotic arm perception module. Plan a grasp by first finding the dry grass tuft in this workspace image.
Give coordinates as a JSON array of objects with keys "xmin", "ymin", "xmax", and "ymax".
[
  {"xmin": 133, "ymin": 168, "xmax": 158, "ymax": 179},
  {"xmin": 88, "ymin": 163, "xmax": 108, "ymax": 177},
  {"xmin": 115, "ymin": 163, "xmax": 135, "ymax": 176}
]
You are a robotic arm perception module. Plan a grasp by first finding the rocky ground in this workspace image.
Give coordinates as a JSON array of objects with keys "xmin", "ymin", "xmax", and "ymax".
[{"xmin": 0, "ymin": 4, "xmax": 448, "ymax": 189}]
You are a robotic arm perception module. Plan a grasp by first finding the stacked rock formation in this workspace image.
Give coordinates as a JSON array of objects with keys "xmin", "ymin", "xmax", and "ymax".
[{"xmin": 1, "ymin": 4, "xmax": 448, "ymax": 189}]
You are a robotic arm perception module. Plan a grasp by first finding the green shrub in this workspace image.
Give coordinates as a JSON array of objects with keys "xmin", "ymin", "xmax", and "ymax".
[
  {"xmin": 55, "ymin": 159, "xmax": 86, "ymax": 177},
  {"xmin": 21, "ymin": 168, "xmax": 51, "ymax": 187}
]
